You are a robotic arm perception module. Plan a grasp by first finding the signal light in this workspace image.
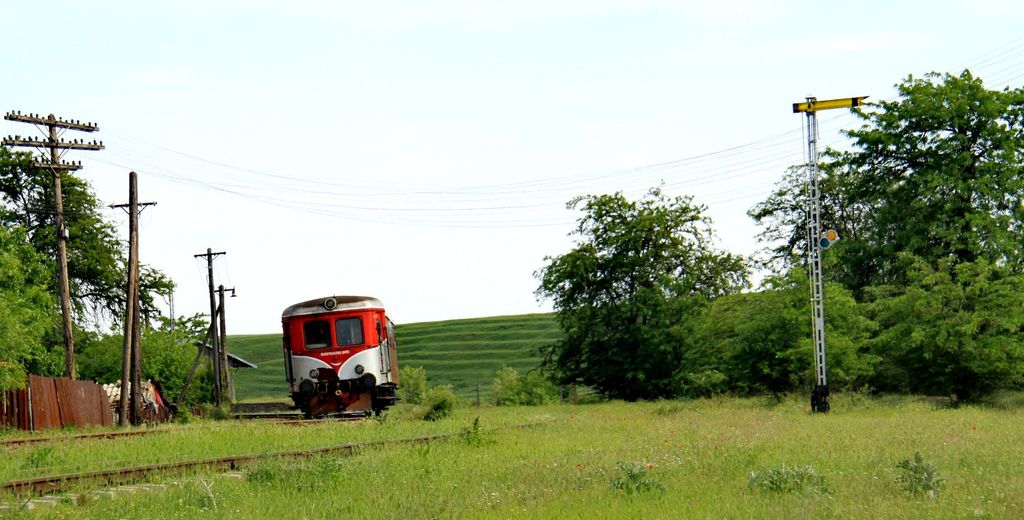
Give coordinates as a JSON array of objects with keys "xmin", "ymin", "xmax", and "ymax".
[{"xmin": 820, "ymin": 229, "xmax": 840, "ymax": 250}]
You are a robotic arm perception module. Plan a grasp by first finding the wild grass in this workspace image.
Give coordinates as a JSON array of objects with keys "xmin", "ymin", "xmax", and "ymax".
[{"xmin": 6, "ymin": 395, "xmax": 1024, "ymax": 518}]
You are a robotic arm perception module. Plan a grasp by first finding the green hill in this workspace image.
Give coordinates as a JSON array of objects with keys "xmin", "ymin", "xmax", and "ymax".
[{"xmin": 227, "ymin": 313, "xmax": 562, "ymax": 402}]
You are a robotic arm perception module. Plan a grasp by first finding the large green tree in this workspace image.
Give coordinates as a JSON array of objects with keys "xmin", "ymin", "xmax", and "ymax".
[
  {"xmin": 0, "ymin": 147, "xmax": 173, "ymax": 322},
  {"xmin": 750, "ymin": 71, "xmax": 1024, "ymax": 399},
  {"xmin": 536, "ymin": 188, "xmax": 748, "ymax": 400},
  {"xmin": 752, "ymin": 71, "xmax": 1024, "ymax": 290},
  {"xmin": 864, "ymin": 257, "xmax": 1024, "ymax": 400}
]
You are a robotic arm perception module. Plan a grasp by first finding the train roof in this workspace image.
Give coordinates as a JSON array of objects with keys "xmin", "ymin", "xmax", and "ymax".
[{"xmin": 281, "ymin": 295, "xmax": 385, "ymax": 318}]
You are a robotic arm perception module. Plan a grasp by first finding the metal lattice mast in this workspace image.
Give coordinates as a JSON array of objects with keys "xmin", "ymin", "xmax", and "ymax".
[
  {"xmin": 792, "ymin": 95, "xmax": 868, "ymax": 414},
  {"xmin": 803, "ymin": 103, "xmax": 829, "ymax": 413}
]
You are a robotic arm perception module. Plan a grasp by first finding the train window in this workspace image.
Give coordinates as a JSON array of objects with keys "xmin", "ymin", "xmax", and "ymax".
[
  {"xmin": 336, "ymin": 317, "xmax": 364, "ymax": 346},
  {"xmin": 303, "ymin": 320, "xmax": 331, "ymax": 349}
]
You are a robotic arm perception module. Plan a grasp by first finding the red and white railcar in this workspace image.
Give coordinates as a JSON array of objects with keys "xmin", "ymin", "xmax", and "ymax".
[{"xmin": 281, "ymin": 296, "xmax": 399, "ymax": 416}]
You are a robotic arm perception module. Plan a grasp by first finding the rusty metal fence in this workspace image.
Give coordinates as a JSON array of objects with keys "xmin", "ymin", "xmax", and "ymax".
[{"xmin": 1, "ymin": 375, "xmax": 114, "ymax": 431}]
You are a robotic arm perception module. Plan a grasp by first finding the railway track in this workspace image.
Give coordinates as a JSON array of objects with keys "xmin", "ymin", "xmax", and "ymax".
[
  {"xmin": 0, "ymin": 413, "xmax": 366, "ymax": 449},
  {"xmin": 0, "ymin": 430, "xmax": 165, "ymax": 449},
  {"xmin": 1, "ymin": 419, "xmax": 555, "ymax": 497}
]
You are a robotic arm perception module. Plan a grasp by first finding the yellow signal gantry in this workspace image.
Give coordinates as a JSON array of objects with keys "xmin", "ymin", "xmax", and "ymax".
[{"xmin": 793, "ymin": 96, "xmax": 869, "ymax": 113}]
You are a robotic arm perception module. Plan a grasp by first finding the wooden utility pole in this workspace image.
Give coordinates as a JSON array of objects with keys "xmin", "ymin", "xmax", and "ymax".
[
  {"xmin": 217, "ymin": 285, "xmax": 236, "ymax": 402},
  {"xmin": 194, "ymin": 249, "xmax": 225, "ymax": 405},
  {"xmin": 3, "ymin": 112, "xmax": 103, "ymax": 379},
  {"xmin": 110, "ymin": 172, "xmax": 156, "ymax": 426}
]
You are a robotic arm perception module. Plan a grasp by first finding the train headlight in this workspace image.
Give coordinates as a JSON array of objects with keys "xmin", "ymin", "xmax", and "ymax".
[
  {"xmin": 354, "ymin": 364, "xmax": 365, "ymax": 375},
  {"xmin": 309, "ymin": 369, "xmax": 319, "ymax": 378}
]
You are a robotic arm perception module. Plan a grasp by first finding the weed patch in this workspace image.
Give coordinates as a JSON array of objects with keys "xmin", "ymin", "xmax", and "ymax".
[
  {"xmin": 895, "ymin": 452, "xmax": 944, "ymax": 499},
  {"xmin": 610, "ymin": 462, "xmax": 665, "ymax": 494},
  {"xmin": 748, "ymin": 464, "xmax": 829, "ymax": 494},
  {"xmin": 461, "ymin": 417, "xmax": 494, "ymax": 447}
]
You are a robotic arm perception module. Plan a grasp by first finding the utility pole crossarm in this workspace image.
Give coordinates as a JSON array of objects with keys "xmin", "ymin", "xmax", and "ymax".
[
  {"xmin": 4, "ymin": 112, "xmax": 99, "ymax": 132},
  {"xmin": 2, "ymin": 137, "xmax": 104, "ymax": 150},
  {"xmin": 30, "ymin": 161, "xmax": 83, "ymax": 171},
  {"xmin": 109, "ymin": 202, "xmax": 157, "ymax": 210}
]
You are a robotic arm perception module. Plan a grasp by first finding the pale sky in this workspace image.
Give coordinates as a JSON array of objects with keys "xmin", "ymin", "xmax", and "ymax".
[{"xmin": 4, "ymin": 1, "xmax": 1024, "ymax": 333}]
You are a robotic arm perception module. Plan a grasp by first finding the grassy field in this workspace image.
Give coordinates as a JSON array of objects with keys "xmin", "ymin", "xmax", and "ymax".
[
  {"xmin": 4, "ymin": 395, "xmax": 1024, "ymax": 518},
  {"xmin": 228, "ymin": 313, "xmax": 561, "ymax": 402}
]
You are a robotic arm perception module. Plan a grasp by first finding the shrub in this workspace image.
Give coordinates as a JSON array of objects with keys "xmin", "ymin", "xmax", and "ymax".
[
  {"xmin": 422, "ymin": 385, "xmax": 458, "ymax": 421},
  {"xmin": 491, "ymin": 366, "xmax": 559, "ymax": 406},
  {"xmin": 491, "ymin": 366, "xmax": 524, "ymax": 406},
  {"xmin": 398, "ymin": 366, "xmax": 428, "ymax": 405}
]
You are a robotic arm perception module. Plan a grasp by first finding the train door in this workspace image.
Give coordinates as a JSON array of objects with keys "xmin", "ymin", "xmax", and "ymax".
[
  {"xmin": 282, "ymin": 327, "xmax": 294, "ymax": 385},
  {"xmin": 385, "ymin": 318, "xmax": 399, "ymax": 384},
  {"xmin": 377, "ymin": 315, "xmax": 393, "ymax": 384}
]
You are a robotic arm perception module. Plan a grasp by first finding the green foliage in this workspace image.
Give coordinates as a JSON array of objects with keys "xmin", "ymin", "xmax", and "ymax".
[
  {"xmin": 683, "ymin": 269, "xmax": 877, "ymax": 396},
  {"xmin": 749, "ymin": 71, "xmax": 1024, "ymax": 400},
  {"xmin": 537, "ymin": 188, "xmax": 748, "ymax": 400},
  {"xmin": 610, "ymin": 462, "xmax": 665, "ymax": 494},
  {"xmin": 748, "ymin": 464, "xmax": 829, "ymax": 494},
  {"xmin": 460, "ymin": 416, "xmax": 494, "ymax": 446},
  {"xmin": 21, "ymin": 446, "xmax": 58, "ymax": 470},
  {"xmin": 398, "ymin": 366, "xmax": 428, "ymax": 405},
  {"xmin": 753, "ymin": 71, "xmax": 1024, "ymax": 292},
  {"xmin": 837, "ymin": 72, "xmax": 1024, "ymax": 284},
  {"xmin": 422, "ymin": 385, "xmax": 458, "ymax": 421},
  {"xmin": 0, "ymin": 225, "xmax": 59, "ymax": 389},
  {"xmin": 896, "ymin": 452, "xmax": 944, "ymax": 499},
  {"xmin": 865, "ymin": 258, "xmax": 1024, "ymax": 400},
  {"xmin": 0, "ymin": 146, "xmax": 173, "ymax": 323},
  {"xmin": 490, "ymin": 366, "xmax": 559, "ymax": 406},
  {"xmin": 77, "ymin": 313, "xmax": 214, "ymax": 405}
]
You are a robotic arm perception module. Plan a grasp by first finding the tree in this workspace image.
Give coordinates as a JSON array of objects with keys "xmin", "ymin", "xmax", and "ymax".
[
  {"xmin": 752, "ymin": 71, "xmax": 1024, "ymax": 291},
  {"xmin": 749, "ymin": 72, "xmax": 1024, "ymax": 399},
  {"xmin": 0, "ymin": 146, "xmax": 173, "ymax": 322},
  {"xmin": 536, "ymin": 188, "xmax": 748, "ymax": 400},
  {"xmin": 864, "ymin": 257, "xmax": 1024, "ymax": 400},
  {"xmin": 0, "ymin": 225, "xmax": 60, "ymax": 389}
]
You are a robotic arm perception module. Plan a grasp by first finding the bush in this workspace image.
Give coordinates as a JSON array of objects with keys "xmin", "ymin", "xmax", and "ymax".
[
  {"xmin": 398, "ymin": 366, "xmax": 428, "ymax": 405},
  {"xmin": 490, "ymin": 366, "xmax": 559, "ymax": 406},
  {"xmin": 491, "ymin": 367, "xmax": 524, "ymax": 406},
  {"xmin": 422, "ymin": 385, "xmax": 458, "ymax": 421}
]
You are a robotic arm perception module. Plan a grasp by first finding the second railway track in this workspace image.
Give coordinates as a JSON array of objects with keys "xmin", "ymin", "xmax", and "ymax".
[{"xmin": 2, "ymin": 418, "xmax": 556, "ymax": 497}]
